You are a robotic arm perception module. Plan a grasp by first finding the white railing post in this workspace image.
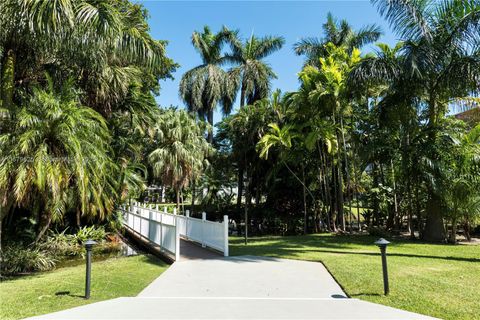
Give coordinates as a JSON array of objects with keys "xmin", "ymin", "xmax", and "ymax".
[
  {"xmin": 160, "ymin": 210, "xmax": 163, "ymax": 250},
  {"xmin": 156, "ymin": 204, "xmax": 159, "ymax": 211},
  {"xmin": 148, "ymin": 210, "xmax": 153, "ymax": 241},
  {"xmin": 223, "ymin": 215, "xmax": 229, "ymax": 257},
  {"xmin": 175, "ymin": 220, "xmax": 180, "ymax": 261},
  {"xmin": 173, "ymin": 208, "xmax": 177, "ymax": 215},
  {"xmin": 185, "ymin": 210, "xmax": 190, "ymax": 240},
  {"xmin": 139, "ymin": 211, "xmax": 142, "ymax": 236},
  {"xmin": 164, "ymin": 207, "xmax": 167, "ymax": 214},
  {"xmin": 201, "ymin": 212, "xmax": 206, "ymax": 248}
]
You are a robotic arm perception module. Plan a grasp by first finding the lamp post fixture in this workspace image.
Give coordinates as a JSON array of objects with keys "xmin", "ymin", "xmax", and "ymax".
[
  {"xmin": 84, "ymin": 239, "xmax": 97, "ymax": 299},
  {"xmin": 374, "ymin": 238, "xmax": 390, "ymax": 295}
]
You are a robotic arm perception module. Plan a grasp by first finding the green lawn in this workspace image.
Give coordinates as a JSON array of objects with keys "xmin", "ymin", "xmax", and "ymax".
[
  {"xmin": 0, "ymin": 254, "xmax": 169, "ymax": 320},
  {"xmin": 230, "ymin": 234, "xmax": 480, "ymax": 320}
]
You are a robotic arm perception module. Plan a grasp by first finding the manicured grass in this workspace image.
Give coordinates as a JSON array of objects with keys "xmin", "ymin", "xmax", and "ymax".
[
  {"xmin": 230, "ymin": 234, "xmax": 480, "ymax": 320},
  {"xmin": 0, "ymin": 254, "xmax": 169, "ymax": 320}
]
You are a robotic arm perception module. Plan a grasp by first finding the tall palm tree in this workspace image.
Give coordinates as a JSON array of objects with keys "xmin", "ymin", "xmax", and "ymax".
[
  {"xmin": 225, "ymin": 32, "xmax": 284, "ymax": 208},
  {"xmin": 0, "ymin": 0, "xmax": 175, "ymax": 116},
  {"xmin": 0, "ymin": 80, "xmax": 115, "ymax": 242},
  {"xmin": 294, "ymin": 12, "xmax": 382, "ymax": 67},
  {"xmin": 179, "ymin": 26, "xmax": 238, "ymax": 142},
  {"xmin": 226, "ymin": 33, "xmax": 285, "ymax": 107},
  {"xmin": 149, "ymin": 109, "xmax": 213, "ymax": 210},
  {"xmin": 354, "ymin": 0, "xmax": 480, "ymax": 241}
]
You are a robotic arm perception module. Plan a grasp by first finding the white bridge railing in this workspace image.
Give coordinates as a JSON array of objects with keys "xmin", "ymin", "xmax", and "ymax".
[{"xmin": 121, "ymin": 202, "xmax": 229, "ymax": 261}]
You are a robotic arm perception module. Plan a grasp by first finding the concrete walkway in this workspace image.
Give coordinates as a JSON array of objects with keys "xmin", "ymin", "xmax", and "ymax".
[{"xmin": 31, "ymin": 255, "xmax": 437, "ymax": 319}]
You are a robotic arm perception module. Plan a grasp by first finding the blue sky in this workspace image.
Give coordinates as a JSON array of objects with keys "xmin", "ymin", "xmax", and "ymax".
[{"xmin": 139, "ymin": 1, "xmax": 399, "ymax": 123}]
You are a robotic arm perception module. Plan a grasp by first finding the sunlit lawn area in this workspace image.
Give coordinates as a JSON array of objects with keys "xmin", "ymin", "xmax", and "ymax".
[
  {"xmin": 230, "ymin": 234, "xmax": 480, "ymax": 320},
  {"xmin": 0, "ymin": 255, "xmax": 168, "ymax": 320}
]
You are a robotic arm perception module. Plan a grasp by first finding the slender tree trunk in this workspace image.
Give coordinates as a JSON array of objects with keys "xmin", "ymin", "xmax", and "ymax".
[
  {"xmin": 391, "ymin": 159, "xmax": 399, "ymax": 230},
  {"xmin": 331, "ymin": 160, "xmax": 338, "ymax": 232},
  {"xmin": 340, "ymin": 117, "xmax": 352, "ymax": 233},
  {"xmin": 180, "ymin": 190, "xmax": 185, "ymax": 214},
  {"xmin": 35, "ymin": 214, "xmax": 52, "ymax": 243},
  {"xmin": 191, "ymin": 180, "xmax": 196, "ymax": 215},
  {"xmin": 76, "ymin": 208, "xmax": 82, "ymax": 229},
  {"xmin": 1, "ymin": 49, "xmax": 15, "ymax": 110},
  {"xmin": 302, "ymin": 165, "xmax": 307, "ymax": 235},
  {"xmin": 237, "ymin": 81, "xmax": 247, "ymax": 210},
  {"xmin": 464, "ymin": 220, "xmax": 471, "ymax": 241},
  {"xmin": 244, "ymin": 166, "xmax": 251, "ymax": 245},
  {"xmin": 449, "ymin": 215, "xmax": 457, "ymax": 244},
  {"xmin": 176, "ymin": 187, "xmax": 180, "ymax": 212},
  {"xmin": 337, "ymin": 164, "xmax": 345, "ymax": 231},
  {"xmin": 240, "ymin": 81, "xmax": 246, "ymax": 109},
  {"xmin": 407, "ymin": 177, "xmax": 415, "ymax": 239},
  {"xmin": 319, "ymin": 146, "xmax": 331, "ymax": 232},
  {"xmin": 207, "ymin": 109, "xmax": 214, "ymax": 143},
  {"xmin": 236, "ymin": 166, "xmax": 244, "ymax": 209},
  {"xmin": 317, "ymin": 143, "xmax": 329, "ymax": 232}
]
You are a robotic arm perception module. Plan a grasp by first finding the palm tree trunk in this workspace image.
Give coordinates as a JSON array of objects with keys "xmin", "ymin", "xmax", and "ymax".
[
  {"xmin": 176, "ymin": 187, "xmax": 180, "ymax": 212},
  {"xmin": 76, "ymin": 208, "xmax": 82, "ymax": 228},
  {"xmin": 464, "ymin": 220, "xmax": 471, "ymax": 241},
  {"xmin": 240, "ymin": 81, "xmax": 246, "ymax": 108},
  {"xmin": 1, "ymin": 49, "xmax": 15, "ymax": 110},
  {"xmin": 35, "ymin": 213, "xmax": 52, "ymax": 243},
  {"xmin": 191, "ymin": 179, "xmax": 196, "ymax": 215},
  {"xmin": 423, "ymin": 95, "xmax": 445, "ymax": 242},
  {"xmin": 331, "ymin": 160, "xmax": 338, "ymax": 232},
  {"xmin": 302, "ymin": 165, "xmax": 307, "ymax": 235},
  {"xmin": 340, "ymin": 117, "xmax": 352, "ymax": 232},
  {"xmin": 244, "ymin": 167, "xmax": 251, "ymax": 245},
  {"xmin": 236, "ymin": 166, "xmax": 244, "ymax": 209},
  {"xmin": 207, "ymin": 109, "xmax": 214, "ymax": 143},
  {"xmin": 390, "ymin": 159, "xmax": 399, "ymax": 230},
  {"xmin": 449, "ymin": 215, "xmax": 457, "ymax": 244},
  {"xmin": 317, "ymin": 143, "xmax": 329, "ymax": 232}
]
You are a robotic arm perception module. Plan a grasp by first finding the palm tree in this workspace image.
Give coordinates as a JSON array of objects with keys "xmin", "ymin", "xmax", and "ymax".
[
  {"xmin": 218, "ymin": 98, "xmax": 276, "ymax": 242},
  {"xmin": 179, "ymin": 26, "xmax": 238, "ymax": 142},
  {"xmin": 226, "ymin": 33, "xmax": 285, "ymax": 107},
  {"xmin": 0, "ymin": 80, "xmax": 115, "ymax": 243},
  {"xmin": 294, "ymin": 12, "xmax": 382, "ymax": 67},
  {"xmin": 0, "ymin": 0, "xmax": 175, "ymax": 116},
  {"xmin": 225, "ymin": 32, "xmax": 284, "ymax": 208},
  {"xmin": 149, "ymin": 109, "xmax": 213, "ymax": 210},
  {"xmin": 354, "ymin": 0, "xmax": 480, "ymax": 241}
]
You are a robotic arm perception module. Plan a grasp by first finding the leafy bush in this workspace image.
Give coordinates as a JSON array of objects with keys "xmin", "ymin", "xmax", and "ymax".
[
  {"xmin": 40, "ymin": 225, "xmax": 109, "ymax": 258},
  {"xmin": 39, "ymin": 229, "xmax": 81, "ymax": 257},
  {"xmin": 1, "ymin": 244, "xmax": 56, "ymax": 275},
  {"xmin": 106, "ymin": 211, "xmax": 124, "ymax": 232},
  {"xmin": 75, "ymin": 225, "xmax": 107, "ymax": 243}
]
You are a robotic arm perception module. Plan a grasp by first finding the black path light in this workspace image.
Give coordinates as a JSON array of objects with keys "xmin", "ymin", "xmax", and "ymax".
[
  {"xmin": 374, "ymin": 238, "xmax": 391, "ymax": 295},
  {"xmin": 84, "ymin": 239, "xmax": 97, "ymax": 299}
]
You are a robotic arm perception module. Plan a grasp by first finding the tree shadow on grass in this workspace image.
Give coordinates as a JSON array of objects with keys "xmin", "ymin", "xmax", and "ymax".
[
  {"xmin": 305, "ymin": 249, "xmax": 480, "ymax": 263},
  {"xmin": 55, "ymin": 291, "xmax": 85, "ymax": 299},
  {"xmin": 351, "ymin": 292, "xmax": 382, "ymax": 297}
]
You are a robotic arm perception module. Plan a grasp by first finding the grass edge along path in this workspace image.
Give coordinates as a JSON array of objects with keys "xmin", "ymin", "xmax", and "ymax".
[
  {"xmin": 0, "ymin": 254, "xmax": 169, "ymax": 320},
  {"xmin": 230, "ymin": 234, "xmax": 480, "ymax": 320}
]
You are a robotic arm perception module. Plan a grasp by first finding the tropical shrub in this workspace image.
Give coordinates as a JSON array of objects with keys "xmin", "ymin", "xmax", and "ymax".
[{"xmin": 1, "ymin": 244, "xmax": 56, "ymax": 275}]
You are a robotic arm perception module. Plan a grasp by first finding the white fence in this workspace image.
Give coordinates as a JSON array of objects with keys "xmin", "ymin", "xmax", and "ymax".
[{"xmin": 121, "ymin": 202, "xmax": 229, "ymax": 261}]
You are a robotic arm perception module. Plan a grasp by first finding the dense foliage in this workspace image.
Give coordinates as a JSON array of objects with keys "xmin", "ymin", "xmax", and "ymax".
[{"xmin": 1, "ymin": 0, "xmax": 479, "ymax": 275}]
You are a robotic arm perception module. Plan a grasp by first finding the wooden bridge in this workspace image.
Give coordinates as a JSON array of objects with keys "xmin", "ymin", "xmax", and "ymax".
[{"xmin": 120, "ymin": 203, "xmax": 228, "ymax": 261}]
